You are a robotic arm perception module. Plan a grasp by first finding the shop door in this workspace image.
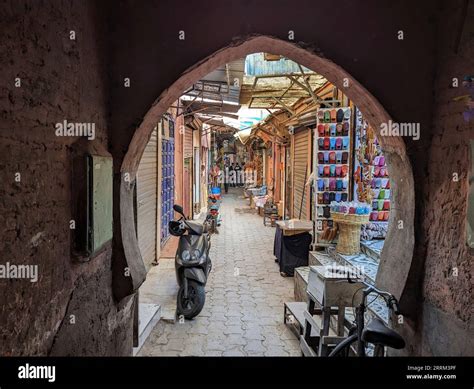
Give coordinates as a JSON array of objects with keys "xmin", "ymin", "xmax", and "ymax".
[
  {"xmin": 285, "ymin": 146, "xmax": 292, "ymax": 218},
  {"xmin": 292, "ymin": 128, "xmax": 311, "ymax": 220},
  {"xmin": 161, "ymin": 137, "xmax": 175, "ymax": 246},
  {"xmin": 136, "ymin": 127, "xmax": 158, "ymax": 268},
  {"xmin": 274, "ymin": 144, "xmax": 284, "ymax": 203},
  {"xmin": 193, "ymin": 147, "xmax": 200, "ymax": 213},
  {"xmin": 183, "ymin": 158, "xmax": 192, "ymax": 218}
]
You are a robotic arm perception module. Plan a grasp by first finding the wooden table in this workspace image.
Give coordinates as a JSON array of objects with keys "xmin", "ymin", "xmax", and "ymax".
[
  {"xmin": 275, "ymin": 219, "xmax": 313, "ymax": 236},
  {"xmin": 274, "ymin": 219, "xmax": 313, "ymax": 276}
]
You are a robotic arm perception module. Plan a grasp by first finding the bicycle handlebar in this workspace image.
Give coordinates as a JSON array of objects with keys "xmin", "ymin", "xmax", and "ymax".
[{"xmin": 348, "ymin": 276, "xmax": 401, "ymax": 315}]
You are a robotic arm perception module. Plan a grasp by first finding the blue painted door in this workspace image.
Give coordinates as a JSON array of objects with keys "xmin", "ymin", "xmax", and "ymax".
[{"xmin": 161, "ymin": 137, "xmax": 175, "ymax": 245}]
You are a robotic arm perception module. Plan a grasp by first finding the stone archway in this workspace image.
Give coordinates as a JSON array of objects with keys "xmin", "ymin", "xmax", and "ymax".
[{"xmin": 120, "ymin": 35, "xmax": 415, "ymax": 304}]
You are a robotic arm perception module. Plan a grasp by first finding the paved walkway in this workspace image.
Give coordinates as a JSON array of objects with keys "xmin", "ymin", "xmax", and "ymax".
[{"xmin": 139, "ymin": 188, "xmax": 300, "ymax": 356}]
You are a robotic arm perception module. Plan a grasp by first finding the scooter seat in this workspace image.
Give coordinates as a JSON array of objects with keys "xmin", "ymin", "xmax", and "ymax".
[{"xmin": 361, "ymin": 318, "xmax": 405, "ymax": 349}]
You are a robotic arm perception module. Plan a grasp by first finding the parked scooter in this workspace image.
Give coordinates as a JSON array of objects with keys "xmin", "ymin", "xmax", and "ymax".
[
  {"xmin": 205, "ymin": 192, "xmax": 221, "ymax": 234},
  {"xmin": 168, "ymin": 204, "xmax": 212, "ymax": 319}
]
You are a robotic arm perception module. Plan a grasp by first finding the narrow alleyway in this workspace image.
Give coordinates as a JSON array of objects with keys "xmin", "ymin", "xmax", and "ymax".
[{"xmin": 139, "ymin": 187, "xmax": 300, "ymax": 356}]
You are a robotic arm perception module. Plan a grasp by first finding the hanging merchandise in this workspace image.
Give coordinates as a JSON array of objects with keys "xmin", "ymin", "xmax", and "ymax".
[
  {"xmin": 314, "ymin": 107, "xmax": 353, "ymax": 238},
  {"xmin": 254, "ymin": 151, "xmax": 263, "ymax": 186},
  {"xmin": 353, "ymin": 107, "xmax": 391, "ymax": 240}
]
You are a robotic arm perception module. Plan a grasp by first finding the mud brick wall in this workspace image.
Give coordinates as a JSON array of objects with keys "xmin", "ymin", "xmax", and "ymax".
[
  {"xmin": 420, "ymin": 1, "xmax": 474, "ymax": 356},
  {"xmin": 0, "ymin": 1, "xmax": 133, "ymax": 355}
]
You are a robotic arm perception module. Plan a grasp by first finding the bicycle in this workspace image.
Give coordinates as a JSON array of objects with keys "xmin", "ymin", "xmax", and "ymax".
[{"xmin": 329, "ymin": 279, "xmax": 405, "ymax": 357}]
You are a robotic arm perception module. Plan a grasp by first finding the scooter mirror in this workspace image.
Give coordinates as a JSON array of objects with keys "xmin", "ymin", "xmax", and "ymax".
[{"xmin": 173, "ymin": 204, "xmax": 184, "ymax": 216}]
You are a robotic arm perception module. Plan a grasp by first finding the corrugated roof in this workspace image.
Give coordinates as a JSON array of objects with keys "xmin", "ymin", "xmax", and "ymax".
[
  {"xmin": 180, "ymin": 58, "xmax": 246, "ymax": 128},
  {"xmin": 245, "ymin": 53, "xmax": 312, "ymax": 76}
]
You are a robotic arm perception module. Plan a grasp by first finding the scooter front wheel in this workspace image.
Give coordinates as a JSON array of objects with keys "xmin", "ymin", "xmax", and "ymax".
[{"xmin": 177, "ymin": 280, "xmax": 205, "ymax": 319}]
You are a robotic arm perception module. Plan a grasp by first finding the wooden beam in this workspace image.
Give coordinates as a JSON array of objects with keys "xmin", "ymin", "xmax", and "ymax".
[
  {"xmin": 182, "ymin": 106, "xmax": 212, "ymax": 117},
  {"xmin": 272, "ymin": 97, "xmax": 295, "ymax": 115},
  {"xmin": 286, "ymin": 75, "xmax": 312, "ymax": 94},
  {"xmin": 297, "ymin": 65, "xmax": 320, "ymax": 104},
  {"xmin": 270, "ymin": 123, "xmax": 288, "ymax": 139},
  {"xmin": 255, "ymin": 127, "xmax": 285, "ymax": 143},
  {"xmin": 278, "ymin": 78, "xmax": 296, "ymax": 100}
]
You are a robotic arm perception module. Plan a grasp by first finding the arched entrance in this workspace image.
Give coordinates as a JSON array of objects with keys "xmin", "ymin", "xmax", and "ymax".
[{"xmin": 120, "ymin": 35, "xmax": 415, "ymax": 304}]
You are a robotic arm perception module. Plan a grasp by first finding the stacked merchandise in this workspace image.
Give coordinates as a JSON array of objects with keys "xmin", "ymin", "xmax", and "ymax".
[
  {"xmin": 249, "ymin": 152, "xmax": 264, "ymax": 187},
  {"xmin": 353, "ymin": 108, "xmax": 390, "ymax": 240},
  {"xmin": 330, "ymin": 201, "xmax": 372, "ymax": 215},
  {"xmin": 369, "ymin": 155, "xmax": 390, "ymax": 222},
  {"xmin": 315, "ymin": 107, "xmax": 352, "ymax": 235}
]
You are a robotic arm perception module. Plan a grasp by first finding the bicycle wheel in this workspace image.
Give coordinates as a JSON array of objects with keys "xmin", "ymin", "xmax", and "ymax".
[{"xmin": 328, "ymin": 333, "xmax": 358, "ymax": 357}]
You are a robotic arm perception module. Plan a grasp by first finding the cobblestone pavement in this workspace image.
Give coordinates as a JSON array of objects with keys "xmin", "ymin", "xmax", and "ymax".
[{"xmin": 139, "ymin": 188, "xmax": 300, "ymax": 356}]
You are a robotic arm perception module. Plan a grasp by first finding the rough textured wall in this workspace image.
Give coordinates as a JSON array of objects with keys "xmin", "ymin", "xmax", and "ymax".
[
  {"xmin": 421, "ymin": 1, "xmax": 474, "ymax": 356},
  {"xmin": 0, "ymin": 1, "xmax": 133, "ymax": 355}
]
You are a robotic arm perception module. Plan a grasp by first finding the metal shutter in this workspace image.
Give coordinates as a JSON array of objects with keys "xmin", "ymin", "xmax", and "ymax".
[
  {"xmin": 137, "ymin": 127, "xmax": 158, "ymax": 269},
  {"xmin": 184, "ymin": 126, "xmax": 193, "ymax": 159},
  {"xmin": 292, "ymin": 128, "xmax": 310, "ymax": 220}
]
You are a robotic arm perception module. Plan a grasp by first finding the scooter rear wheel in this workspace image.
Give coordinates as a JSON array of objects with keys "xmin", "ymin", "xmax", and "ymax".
[{"xmin": 177, "ymin": 280, "xmax": 205, "ymax": 319}]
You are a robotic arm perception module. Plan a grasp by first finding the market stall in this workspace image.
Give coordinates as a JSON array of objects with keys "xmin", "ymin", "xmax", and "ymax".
[{"xmin": 312, "ymin": 105, "xmax": 391, "ymax": 253}]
